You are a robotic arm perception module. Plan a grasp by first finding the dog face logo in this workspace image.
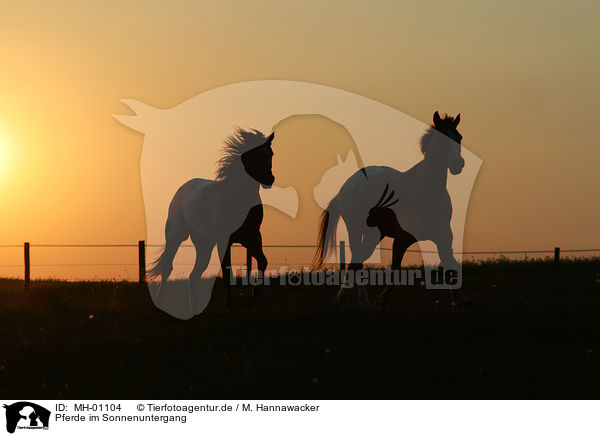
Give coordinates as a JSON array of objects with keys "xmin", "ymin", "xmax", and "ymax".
[{"xmin": 3, "ymin": 402, "xmax": 50, "ymax": 434}]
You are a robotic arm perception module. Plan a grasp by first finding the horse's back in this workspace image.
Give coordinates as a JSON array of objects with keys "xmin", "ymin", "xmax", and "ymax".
[
  {"xmin": 339, "ymin": 166, "xmax": 401, "ymax": 201},
  {"xmin": 337, "ymin": 165, "xmax": 447, "ymax": 238},
  {"xmin": 168, "ymin": 178, "xmax": 213, "ymax": 214},
  {"xmin": 336, "ymin": 166, "xmax": 399, "ymax": 220}
]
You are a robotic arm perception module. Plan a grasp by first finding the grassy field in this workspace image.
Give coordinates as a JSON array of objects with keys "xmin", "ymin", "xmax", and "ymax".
[{"xmin": 1, "ymin": 258, "xmax": 599, "ymax": 399}]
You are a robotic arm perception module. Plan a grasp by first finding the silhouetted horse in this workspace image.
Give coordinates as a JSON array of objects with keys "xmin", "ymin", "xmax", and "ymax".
[
  {"xmin": 149, "ymin": 128, "xmax": 275, "ymax": 308},
  {"xmin": 314, "ymin": 111, "xmax": 464, "ymax": 306}
]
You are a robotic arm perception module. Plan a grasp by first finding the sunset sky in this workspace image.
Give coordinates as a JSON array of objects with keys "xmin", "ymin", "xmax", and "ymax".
[{"xmin": 0, "ymin": 0, "xmax": 598, "ymax": 279}]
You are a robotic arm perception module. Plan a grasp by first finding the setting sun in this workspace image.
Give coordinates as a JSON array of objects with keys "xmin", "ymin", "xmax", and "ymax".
[
  {"xmin": 0, "ymin": 124, "xmax": 23, "ymax": 191},
  {"xmin": 0, "ymin": 127, "xmax": 14, "ymax": 187},
  {"xmin": 0, "ymin": 134, "xmax": 6, "ymax": 182}
]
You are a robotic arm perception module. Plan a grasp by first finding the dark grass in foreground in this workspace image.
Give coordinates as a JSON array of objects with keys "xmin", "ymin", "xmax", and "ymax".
[{"xmin": 1, "ymin": 258, "xmax": 599, "ymax": 399}]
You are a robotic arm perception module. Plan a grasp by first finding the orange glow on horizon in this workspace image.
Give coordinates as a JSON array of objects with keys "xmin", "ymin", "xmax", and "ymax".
[{"xmin": 0, "ymin": 1, "xmax": 599, "ymax": 279}]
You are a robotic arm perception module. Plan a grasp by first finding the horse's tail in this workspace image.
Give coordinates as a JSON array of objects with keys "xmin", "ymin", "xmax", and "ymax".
[
  {"xmin": 147, "ymin": 219, "xmax": 187, "ymax": 282},
  {"xmin": 147, "ymin": 248, "xmax": 168, "ymax": 281},
  {"xmin": 313, "ymin": 196, "xmax": 341, "ymax": 269}
]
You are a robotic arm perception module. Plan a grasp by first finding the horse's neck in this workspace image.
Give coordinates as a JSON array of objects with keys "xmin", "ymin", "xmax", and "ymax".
[
  {"xmin": 219, "ymin": 174, "xmax": 260, "ymax": 204},
  {"xmin": 416, "ymin": 156, "xmax": 448, "ymax": 191}
]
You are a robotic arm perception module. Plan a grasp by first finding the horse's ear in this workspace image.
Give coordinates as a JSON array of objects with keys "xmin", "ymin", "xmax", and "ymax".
[
  {"xmin": 263, "ymin": 132, "xmax": 275, "ymax": 147},
  {"xmin": 453, "ymin": 113, "xmax": 461, "ymax": 127},
  {"xmin": 433, "ymin": 111, "xmax": 442, "ymax": 127}
]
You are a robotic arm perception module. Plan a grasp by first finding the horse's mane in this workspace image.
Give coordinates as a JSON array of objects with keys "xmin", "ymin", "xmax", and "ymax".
[
  {"xmin": 420, "ymin": 114, "xmax": 457, "ymax": 156},
  {"xmin": 216, "ymin": 128, "xmax": 269, "ymax": 180}
]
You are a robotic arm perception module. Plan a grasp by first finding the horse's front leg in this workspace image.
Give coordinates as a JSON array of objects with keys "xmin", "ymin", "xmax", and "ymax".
[
  {"xmin": 435, "ymin": 229, "xmax": 470, "ymax": 307},
  {"xmin": 245, "ymin": 231, "xmax": 267, "ymax": 305},
  {"xmin": 436, "ymin": 237, "xmax": 459, "ymax": 272},
  {"xmin": 218, "ymin": 240, "xmax": 233, "ymax": 308},
  {"xmin": 189, "ymin": 233, "xmax": 214, "ymax": 312}
]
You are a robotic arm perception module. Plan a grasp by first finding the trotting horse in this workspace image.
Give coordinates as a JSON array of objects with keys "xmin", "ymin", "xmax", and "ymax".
[
  {"xmin": 149, "ymin": 128, "xmax": 275, "ymax": 308},
  {"xmin": 313, "ymin": 111, "xmax": 464, "ymax": 306}
]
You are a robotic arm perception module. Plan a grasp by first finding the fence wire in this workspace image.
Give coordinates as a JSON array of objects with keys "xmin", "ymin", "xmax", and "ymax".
[{"xmin": 0, "ymin": 243, "xmax": 598, "ymax": 270}]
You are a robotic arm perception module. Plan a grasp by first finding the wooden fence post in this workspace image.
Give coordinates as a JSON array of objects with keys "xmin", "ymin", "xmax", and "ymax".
[
  {"xmin": 24, "ymin": 242, "xmax": 30, "ymax": 290},
  {"xmin": 554, "ymin": 247, "xmax": 560, "ymax": 269},
  {"xmin": 138, "ymin": 240, "xmax": 146, "ymax": 283},
  {"xmin": 339, "ymin": 240, "xmax": 346, "ymax": 271},
  {"xmin": 246, "ymin": 248, "xmax": 252, "ymax": 282}
]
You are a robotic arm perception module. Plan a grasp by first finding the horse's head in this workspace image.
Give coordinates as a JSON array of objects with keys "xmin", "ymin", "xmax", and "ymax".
[
  {"xmin": 241, "ymin": 132, "xmax": 275, "ymax": 188},
  {"xmin": 430, "ymin": 111, "xmax": 464, "ymax": 175},
  {"xmin": 217, "ymin": 129, "xmax": 276, "ymax": 188}
]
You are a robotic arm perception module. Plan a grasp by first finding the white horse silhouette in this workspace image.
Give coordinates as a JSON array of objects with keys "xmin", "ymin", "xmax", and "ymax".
[{"xmin": 314, "ymin": 112, "xmax": 465, "ymax": 306}]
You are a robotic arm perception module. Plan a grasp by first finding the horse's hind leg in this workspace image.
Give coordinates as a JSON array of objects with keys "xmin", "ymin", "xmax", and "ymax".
[
  {"xmin": 336, "ymin": 220, "xmax": 361, "ymax": 305},
  {"xmin": 189, "ymin": 233, "xmax": 213, "ymax": 289},
  {"xmin": 153, "ymin": 217, "xmax": 188, "ymax": 306},
  {"xmin": 340, "ymin": 262, "xmax": 369, "ymax": 306},
  {"xmin": 217, "ymin": 240, "xmax": 234, "ymax": 308},
  {"xmin": 188, "ymin": 233, "xmax": 214, "ymax": 311},
  {"xmin": 160, "ymin": 217, "xmax": 189, "ymax": 286},
  {"xmin": 337, "ymin": 224, "xmax": 379, "ymax": 307}
]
